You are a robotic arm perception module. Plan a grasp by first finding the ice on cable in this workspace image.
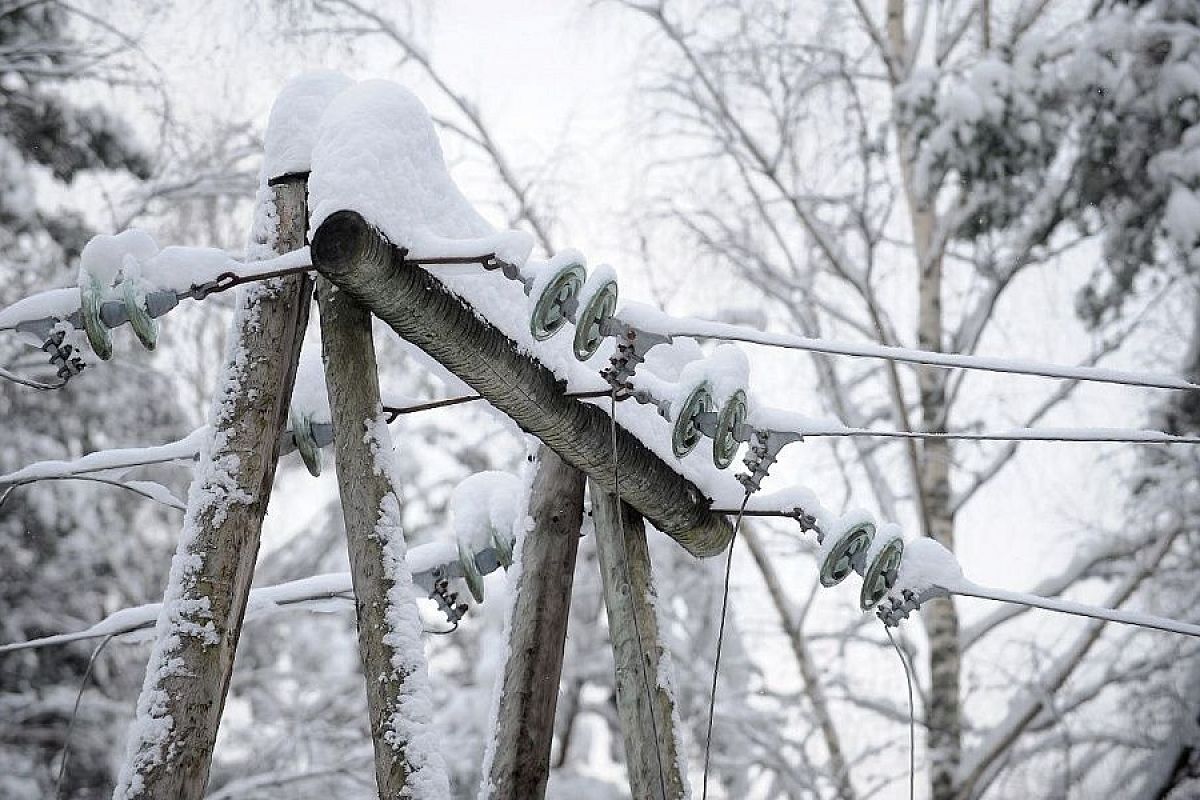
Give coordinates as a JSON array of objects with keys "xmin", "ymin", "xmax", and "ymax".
[
  {"xmin": 890, "ymin": 537, "xmax": 965, "ymax": 595},
  {"xmin": 308, "ymin": 79, "xmax": 534, "ymax": 265}
]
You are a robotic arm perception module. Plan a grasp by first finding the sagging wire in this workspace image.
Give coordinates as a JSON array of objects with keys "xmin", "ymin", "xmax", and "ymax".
[
  {"xmin": 55, "ymin": 634, "xmax": 114, "ymax": 800},
  {"xmin": 609, "ymin": 388, "xmax": 670, "ymax": 800},
  {"xmin": 700, "ymin": 491, "xmax": 751, "ymax": 800},
  {"xmin": 661, "ymin": 321, "xmax": 1199, "ymax": 393},
  {"xmin": 384, "ymin": 389, "xmax": 1200, "ymax": 444},
  {"xmin": 0, "ymin": 363, "xmax": 66, "ymax": 390},
  {"xmin": 884, "ymin": 625, "xmax": 916, "ymax": 800},
  {"xmin": 0, "ymin": 475, "xmax": 185, "ymax": 513}
]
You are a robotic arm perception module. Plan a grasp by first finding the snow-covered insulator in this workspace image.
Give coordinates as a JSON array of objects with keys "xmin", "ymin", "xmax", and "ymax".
[
  {"xmin": 672, "ymin": 382, "xmax": 714, "ymax": 458},
  {"xmin": 818, "ymin": 513, "xmax": 875, "ymax": 587},
  {"xmin": 289, "ymin": 408, "xmax": 323, "ymax": 477},
  {"xmin": 572, "ymin": 271, "xmax": 618, "ymax": 361},
  {"xmin": 457, "ymin": 539, "xmax": 485, "ymax": 603},
  {"xmin": 712, "ymin": 389, "xmax": 748, "ymax": 469},
  {"xmin": 121, "ymin": 277, "xmax": 158, "ymax": 351},
  {"xmin": 529, "ymin": 261, "xmax": 586, "ymax": 341},
  {"xmin": 859, "ymin": 530, "xmax": 905, "ymax": 610},
  {"xmin": 79, "ymin": 274, "xmax": 113, "ymax": 360}
]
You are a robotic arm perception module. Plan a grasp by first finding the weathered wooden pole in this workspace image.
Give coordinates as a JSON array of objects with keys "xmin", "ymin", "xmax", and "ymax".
[
  {"xmin": 481, "ymin": 446, "xmax": 585, "ymax": 799},
  {"xmin": 113, "ymin": 175, "xmax": 311, "ymax": 800},
  {"xmin": 590, "ymin": 479, "xmax": 689, "ymax": 800},
  {"xmin": 309, "ymin": 211, "xmax": 733, "ymax": 558},
  {"xmin": 316, "ymin": 277, "xmax": 449, "ymax": 797}
]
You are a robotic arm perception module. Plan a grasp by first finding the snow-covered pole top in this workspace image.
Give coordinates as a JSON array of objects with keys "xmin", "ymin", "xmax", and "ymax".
[
  {"xmin": 263, "ymin": 70, "xmax": 354, "ymax": 181},
  {"xmin": 308, "ymin": 79, "xmax": 534, "ymax": 265}
]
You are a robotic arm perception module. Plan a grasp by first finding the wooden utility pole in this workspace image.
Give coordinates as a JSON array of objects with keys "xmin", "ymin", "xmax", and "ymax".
[
  {"xmin": 317, "ymin": 276, "xmax": 449, "ymax": 798},
  {"xmin": 483, "ymin": 446, "xmax": 585, "ymax": 799},
  {"xmin": 590, "ymin": 480, "xmax": 688, "ymax": 800},
  {"xmin": 309, "ymin": 210, "xmax": 733, "ymax": 558},
  {"xmin": 113, "ymin": 176, "xmax": 311, "ymax": 800}
]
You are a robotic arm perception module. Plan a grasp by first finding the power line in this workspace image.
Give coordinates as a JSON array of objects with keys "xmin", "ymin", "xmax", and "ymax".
[
  {"xmin": 950, "ymin": 583, "xmax": 1200, "ymax": 639},
  {"xmin": 384, "ymin": 391, "xmax": 1198, "ymax": 444},
  {"xmin": 645, "ymin": 318, "xmax": 1198, "ymax": 392},
  {"xmin": 802, "ymin": 427, "xmax": 1200, "ymax": 444}
]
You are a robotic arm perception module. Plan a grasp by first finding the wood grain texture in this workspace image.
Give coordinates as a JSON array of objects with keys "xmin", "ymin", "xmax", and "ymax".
[
  {"xmin": 590, "ymin": 480, "xmax": 688, "ymax": 800},
  {"xmin": 119, "ymin": 176, "xmax": 312, "ymax": 799},
  {"xmin": 317, "ymin": 276, "xmax": 435, "ymax": 798},
  {"xmin": 485, "ymin": 446, "xmax": 585, "ymax": 799}
]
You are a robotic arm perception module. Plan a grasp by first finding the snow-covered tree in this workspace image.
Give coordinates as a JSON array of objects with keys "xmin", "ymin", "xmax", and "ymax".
[
  {"xmin": 616, "ymin": 0, "xmax": 1200, "ymax": 797},
  {"xmin": 0, "ymin": 4, "xmax": 189, "ymax": 797}
]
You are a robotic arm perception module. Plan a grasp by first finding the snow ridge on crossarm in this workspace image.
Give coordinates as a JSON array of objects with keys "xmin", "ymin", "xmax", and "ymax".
[
  {"xmin": 308, "ymin": 79, "xmax": 533, "ymax": 265},
  {"xmin": 364, "ymin": 411, "xmax": 451, "ymax": 800}
]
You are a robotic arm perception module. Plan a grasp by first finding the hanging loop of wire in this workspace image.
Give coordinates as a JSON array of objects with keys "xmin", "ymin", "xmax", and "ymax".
[
  {"xmin": 55, "ymin": 634, "xmax": 114, "ymax": 799},
  {"xmin": 701, "ymin": 490, "xmax": 751, "ymax": 800},
  {"xmin": 609, "ymin": 389, "xmax": 670, "ymax": 800},
  {"xmin": 885, "ymin": 625, "xmax": 916, "ymax": 800}
]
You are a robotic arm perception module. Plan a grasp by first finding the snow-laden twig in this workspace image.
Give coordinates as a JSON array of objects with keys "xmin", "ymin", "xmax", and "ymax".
[
  {"xmin": 0, "ymin": 529, "xmax": 482, "ymax": 655},
  {"xmin": 0, "ymin": 427, "xmax": 207, "ymax": 485}
]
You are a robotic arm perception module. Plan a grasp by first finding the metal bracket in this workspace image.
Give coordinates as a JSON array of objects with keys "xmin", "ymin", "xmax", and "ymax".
[
  {"xmin": 428, "ymin": 565, "xmax": 470, "ymax": 626},
  {"xmin": 599, "ymin": 320, "xmax": 672, "ymax": 397},
  {"xmin": 736, "ymin": 428, "xmax": 803, "ymax": 493},
  {"xmin": 876, "ymin": 585, "xmax": 949, "ymax": 627},
  {"xmin": 40, "ymin": 329, "xmax": 86, "ymax": 382}
]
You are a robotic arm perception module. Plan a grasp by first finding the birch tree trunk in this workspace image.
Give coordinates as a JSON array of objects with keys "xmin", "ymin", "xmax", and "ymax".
[
  {"xmin": 112, "ymin": 176, "xmax": 312, "ymax": 800},
  {"xmin": 886, "ymin": 3, "xmax": 962, "ymax": 797},
  {"xmin": 317, "ymin": 277, "xmax": 449, "ymax": 799},
  {"xmin": 590, "ymin": 480, "xmax": 688, "ymax": 800},
  {"xmin": 482, "ymin": 445, "xmax": 585, "ymax": 800}
]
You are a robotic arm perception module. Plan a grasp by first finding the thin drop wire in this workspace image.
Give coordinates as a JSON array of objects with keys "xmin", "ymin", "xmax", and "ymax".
[
  {"xmin": 0, "ymin": 364, "xmax": 65, "ymax": 391},
  {"xmin": 701, "ymin": 491, "xmax": 751, "ymax": 800},
  {"xmin": 56, "ymin": 634, "xmax": 113, "ymax": 799},
  {"xmin": 609, "ymin": 390, "xmax": 670, "ymax": 800},
  {"xmin": 885, "ymin": 625, "xmax": 916, "ymax": 800}
]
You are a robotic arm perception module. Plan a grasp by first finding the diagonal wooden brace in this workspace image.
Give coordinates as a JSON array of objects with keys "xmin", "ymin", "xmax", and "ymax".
[{"xmin": 309, "ymin": 211, "xmax": 734, "ymax": 558}]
